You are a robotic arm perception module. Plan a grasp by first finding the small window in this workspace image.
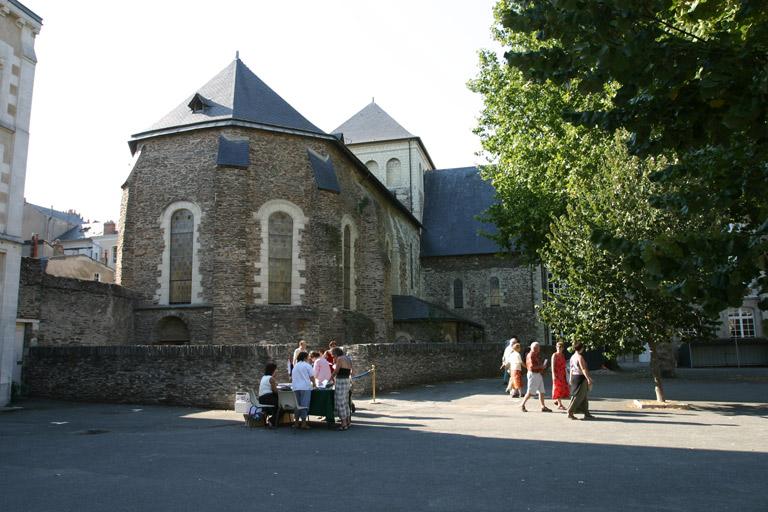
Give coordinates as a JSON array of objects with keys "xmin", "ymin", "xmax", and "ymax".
[
  {"xmin": 490, "ymin": 277, "xmax": 500, "ymax": 307},
  {"xmin": 94, "ymin": 273, "xmax": 101, "ymax": 282},
  {"xmin": 547, "ymin": 271, "xmax": 563, "ymax": 296},
  {"xmin": 728, "ymin": 308, "xmax": 755, "ymax": 339},
  {"xmin": 112, "ymin": 246, "xmax": 118, "ymax": 264},
  {"xmin": 453, "ymin": 279, "xmax": 464, "ymax": 309}
]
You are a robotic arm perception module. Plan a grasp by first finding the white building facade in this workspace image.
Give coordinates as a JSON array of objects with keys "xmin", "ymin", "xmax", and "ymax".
[{"xmin": 0, "ymin": 0, "xmax": 40, "ymax": 406}]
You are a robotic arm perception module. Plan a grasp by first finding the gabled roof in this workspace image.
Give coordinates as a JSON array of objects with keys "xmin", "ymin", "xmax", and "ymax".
[
  {"xmin": 333, "ymin": 101, "xmax": 414, "ymax": 144},
  {"xmin": 392, "ymin": 295, "xmax": 482, "ymax": 328},
  {"xmin": 421, "ymin": 167, "xmax": 503, "ymax": 257},
  {"xmin": 132, "ymin": 58, "xmax": 325, "ymax": 140}
]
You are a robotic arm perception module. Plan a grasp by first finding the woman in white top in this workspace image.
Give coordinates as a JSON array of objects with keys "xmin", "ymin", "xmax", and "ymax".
[
  {"xmin": 290, "ymin": 351, "xmax": 316, "ymax": 429},
  {"xmin": 258, "ymin": 362, "xmax": 279, "ymax": 428}
]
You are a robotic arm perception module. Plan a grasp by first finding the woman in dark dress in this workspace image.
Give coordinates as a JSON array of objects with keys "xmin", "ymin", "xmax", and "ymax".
[{"xmin": 568, "ymin": 342, "xmax": 595, "ymax": 420}]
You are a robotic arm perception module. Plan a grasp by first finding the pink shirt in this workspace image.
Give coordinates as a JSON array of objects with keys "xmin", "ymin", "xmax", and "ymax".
[{"xmin": 313, "ymin": 357, "xmax": 333, "ymax": 383}]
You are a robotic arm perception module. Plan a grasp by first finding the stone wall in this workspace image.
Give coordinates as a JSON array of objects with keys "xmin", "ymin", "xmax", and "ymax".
[
  {"xmin": 24, "ymin": 342, "xmax": 504, "ymax": 409},
  {"xmin": 421, "ymin": 255, "xmax": 544, "ymax": 345},
  {"xmin": 119, "ymin": 127, "xmax": 422, "ymax": 345},
  {"xmin": 17, "ymin": 257, "xmax": 139, "ymax": 346}
]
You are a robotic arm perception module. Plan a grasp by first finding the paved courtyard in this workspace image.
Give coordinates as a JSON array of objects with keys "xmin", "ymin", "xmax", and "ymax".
[{"xmin": 1, "ymin": 367, "xmax": 766, "ymax": 511}]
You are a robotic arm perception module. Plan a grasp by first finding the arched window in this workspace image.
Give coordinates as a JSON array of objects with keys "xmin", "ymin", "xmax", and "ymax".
[
  {"xmin": 156, "ymin": 316, "xmax": 190, "ymax": 345},
  {"xmin": 254, "ymin": 200, "xmax": 307, "ymax": 306},
  {"xmin": 343, "ymin": 224, "xmax": 352, "ymax": 309},
  {"xmin": 728, "ymin": 308, "xmax": 755, "ymax": 338},
  {"xmin": 453, "ymin": 279, "xmax": 464, "ymax": 309},
  {"xmin": 268, "ymin": 211, "xmax": 293, "ymax": 304},
  {"xmin": 409, "ymin": 243, "xmax": 414, "ymax": 291},
  {"xmin": 490, "ymin": 277, "xmax": 501, "ymax": 307},
  {"xmin": 169, "ymin": 209, "xmax": 193, "ymax": 304},
  {"xmin": 365, "ymin": 160, "xmax": 379, "ymax": 176},
  {"xmin": 386, "ymin": 158, "xmax": 401, "ymax": 187}
]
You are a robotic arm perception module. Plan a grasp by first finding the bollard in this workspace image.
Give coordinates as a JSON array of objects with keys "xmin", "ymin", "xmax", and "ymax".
[{"xmin": 371, "ymin": 365, "xmax": 377, "ymax": 403}]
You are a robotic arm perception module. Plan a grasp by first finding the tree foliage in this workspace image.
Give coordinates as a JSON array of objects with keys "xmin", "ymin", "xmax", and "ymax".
[
  {"xmin": 499, "ymin": 0, "xmax": 768, "ymax": 316},
  {"xmin": 469, "ymin": 2, "xmax": 725, "ymax": 397}
]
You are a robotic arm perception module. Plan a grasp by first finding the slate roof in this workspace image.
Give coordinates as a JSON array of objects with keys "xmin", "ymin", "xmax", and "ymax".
[
  {"xmin": 27, "ymin": 203, "xmax": 83, "ymax": 226},
  {"xmin": 392, "ymin": 295, "xmax": 482, "ymax": 328},
  {"xmin": 57, "ymin": 225, "xmax": 86, "ymax": 241},
  {"xmin": 307, "ymin": 149, "xmax": 340, "ymax": 193},
  {"xmin": 333, "ymin": 101, "xmax": 414, "ymax": 144},
  {"xmin": 133, "ymin": 58, "xmax": 325, "ymax": 139},
  {"xmin": 216, "ymin": 136, "xmax": 250, "ymax": 169},
  {"xmin": 421, "ymin": 167, "xmax": 502, "ymax": 257}
]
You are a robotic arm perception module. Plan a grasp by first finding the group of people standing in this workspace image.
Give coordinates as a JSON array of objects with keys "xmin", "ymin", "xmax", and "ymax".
[
  {"xmin": 258, "ymin": 339, "xmax": 354, "ymax": 431},
  {"xmin": 500, "ymin": 336, "xmax": 594, "ymax": 420}
]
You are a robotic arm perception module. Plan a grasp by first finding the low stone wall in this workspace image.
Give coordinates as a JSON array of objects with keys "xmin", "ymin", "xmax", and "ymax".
[
  {"xmin": 24, "ymin": 342, "xmax": 504, "ymax": 409},
  {"xmin": 18, "ymin": 257, "xmax": 140, "ymax": 346}
]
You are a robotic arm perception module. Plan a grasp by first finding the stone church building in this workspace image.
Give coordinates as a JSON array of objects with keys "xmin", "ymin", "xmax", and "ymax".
[{"xmin": 117, "ymin": 58, "xmax": 544, "ymax": 346}]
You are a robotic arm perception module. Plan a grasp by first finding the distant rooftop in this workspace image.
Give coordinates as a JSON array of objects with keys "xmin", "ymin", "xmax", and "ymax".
[
  {"xmin": 27, "ymin": 202, "xmax": 83, "ymax": 226},
  {"xmin": 421, "ymin": 167, "xmax": 502, "ymax": 257},
  {"xmin": 333, "ymin": 101, "xmax": 415, "ymax": 145},
  {"xmin": 133, "ymin": 58, "xmax": 326, "ymax": 140}
]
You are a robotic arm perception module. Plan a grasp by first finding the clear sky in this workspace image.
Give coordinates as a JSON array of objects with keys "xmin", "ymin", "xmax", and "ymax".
[{"xmin": 21, "ymin": 0, "xmax": 500, "ymax": 224}]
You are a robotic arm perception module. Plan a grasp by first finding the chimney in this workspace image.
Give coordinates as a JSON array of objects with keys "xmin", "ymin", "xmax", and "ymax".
[{"xmin": 103, "ymin": 220, "xmax": 117, "ymax": 235}]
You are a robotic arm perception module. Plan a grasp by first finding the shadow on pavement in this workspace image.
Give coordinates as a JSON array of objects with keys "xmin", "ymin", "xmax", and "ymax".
[{"xmin": 1, "ymin": 410, "xmax": 765, "ymax": 512}]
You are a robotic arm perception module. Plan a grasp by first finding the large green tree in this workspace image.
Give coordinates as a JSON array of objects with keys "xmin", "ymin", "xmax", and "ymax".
[
  {"xmin": 499, "ymin": 0, "xmax": 768, "ymax": 316},
  {"xmin": 540, "ymin": 142, "xmax": 710, "ymax": 400},
  {"xmin": 470, "ymin": 1, "xmax": 718, "ymax": 399}
]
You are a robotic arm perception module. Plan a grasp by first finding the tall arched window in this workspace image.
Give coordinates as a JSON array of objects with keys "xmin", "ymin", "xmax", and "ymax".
[
  {"xmin": 343, "ymin": 224, "xmax": 352, "ymax": 309},
  {"xmin": 386, "ymin": 158, "xmax": 401, "ymax": 187},
  {"xmin": 169, "ymin": 209, "xmax": 193, "ymax": 304},
  {"xmin": 453, "ymin": 279, "xmax": 464, "ymax": 309},
  {"xmin": 490, "ymin": 277, "xmax": 501, "ymax": 307},
  {"xmin": 268, "ymin": 211, "xmax": 293, "ymax": 304}
]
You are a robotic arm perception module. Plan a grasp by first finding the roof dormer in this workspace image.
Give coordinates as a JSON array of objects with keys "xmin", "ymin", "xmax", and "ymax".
[{"xmin": 187, "ymin": 93, "xmax": 209, "ymax": 113}]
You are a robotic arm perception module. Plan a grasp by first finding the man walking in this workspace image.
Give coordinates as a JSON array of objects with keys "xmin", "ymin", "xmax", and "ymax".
[
  {"xmin": 520, "ymin": 342, "xmax": 552, "ymax": 412},
  {"xmin": 499, "ymin": 336, "xmax": 517, "ymax": 391}
]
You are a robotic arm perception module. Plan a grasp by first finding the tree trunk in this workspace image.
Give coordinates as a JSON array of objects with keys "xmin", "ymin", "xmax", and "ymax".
[{"xmin": 649, "ymin": 341, "xmax": 666, "ymax": 402}]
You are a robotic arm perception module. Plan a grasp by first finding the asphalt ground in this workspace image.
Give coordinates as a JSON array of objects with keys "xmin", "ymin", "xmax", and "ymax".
[{"xmin": 1, "ymin": 367, "xmax": 766, "ymax": 512}]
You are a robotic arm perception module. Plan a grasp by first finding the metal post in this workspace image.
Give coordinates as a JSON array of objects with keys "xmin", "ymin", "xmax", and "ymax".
[{"xmin": 371, "ymin": 365, "xmax": 376, "ymax": 403}]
